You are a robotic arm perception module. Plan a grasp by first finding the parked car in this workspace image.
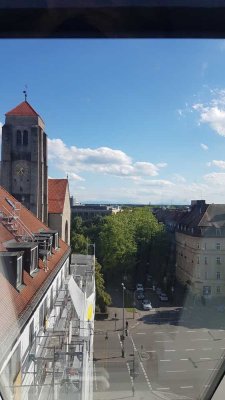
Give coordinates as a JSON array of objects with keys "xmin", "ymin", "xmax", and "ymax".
[
  {"xmin": 156, "ymin": 287, "xmax": 162, "ymax": 295},
  {"xmin": 136, "ymin": 291, "xmax": 145, "ymax": 300},
  {"xmin": 136, "ymin": 283, "xmax": 144, "ymax": 291},
  {"xmin": 142, "ymin": 299, "xmax": 152, "ymax": 310},
  {"xmin": 159, "ymin": 293, "xmax": 168, "ymax": 302}
]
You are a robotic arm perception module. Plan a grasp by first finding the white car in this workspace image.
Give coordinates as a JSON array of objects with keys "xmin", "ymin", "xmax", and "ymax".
[
  {"xmin": 142, "ymin": 299, "xmax": 152, "ymax": 310},
  {"xmin": 136, "ymin": 283, "xmax": 144, "ymax": 291},
  {"xmin": 159, "ymin": 293, "xmax": 168, "ymax": 302}
]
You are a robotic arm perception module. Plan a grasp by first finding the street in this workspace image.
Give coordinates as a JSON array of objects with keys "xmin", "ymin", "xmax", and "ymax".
[{"xmin": 93, "ymin": 288, "xmax": 225, "ymax": 400}]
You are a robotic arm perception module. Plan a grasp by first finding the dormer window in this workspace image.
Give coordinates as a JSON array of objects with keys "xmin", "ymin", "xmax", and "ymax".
[
  {"xmin": 30, "ymin": 246, "xmax": 38, "ymax": 274},
  {"xmin": 55, "ymin": 232, "xmax": 59, "ymax": 249},
  {"xmin": 17, "ymin": 256, "xmax": 23, "ymax": 288}
]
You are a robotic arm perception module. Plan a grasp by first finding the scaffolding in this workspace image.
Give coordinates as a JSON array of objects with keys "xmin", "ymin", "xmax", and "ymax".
[
  {"xmin": 0, "ymin": 197, "xmax": 34, "ymax": 242},
  {"xmin": 7, "ymin": 277, "xmax": 93, "ymax": 400}
]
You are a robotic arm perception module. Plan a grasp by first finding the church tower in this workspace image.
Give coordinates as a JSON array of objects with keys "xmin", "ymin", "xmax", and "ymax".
[{"xmin": 1, "ymin": 100, "xmax": 48, "ymax": 224}]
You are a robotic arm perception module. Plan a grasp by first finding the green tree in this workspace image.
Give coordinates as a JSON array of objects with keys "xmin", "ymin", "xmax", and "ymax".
[
  {"xmin": 95, "ymin": 260, "xmax": 111, "ymax": 312},
  {"xmin": 70, "ymin": 233, "xmax": 87, "ymax": 254}
]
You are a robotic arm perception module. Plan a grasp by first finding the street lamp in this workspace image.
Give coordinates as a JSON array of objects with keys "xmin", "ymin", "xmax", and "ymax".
[{"xmin": 121, "ymin": 282, "xmax": 126, "ymax": 358}]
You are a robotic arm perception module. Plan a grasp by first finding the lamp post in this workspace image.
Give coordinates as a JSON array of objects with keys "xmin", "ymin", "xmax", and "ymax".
[{"xmin": 121, "ymin": 282, "xmax": 126, "ymax": 358}]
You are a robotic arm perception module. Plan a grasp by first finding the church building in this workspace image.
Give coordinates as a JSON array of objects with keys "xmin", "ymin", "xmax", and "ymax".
[{"xmin": 1, "ymin": 100, "xmax": 48, "ymax": 224}]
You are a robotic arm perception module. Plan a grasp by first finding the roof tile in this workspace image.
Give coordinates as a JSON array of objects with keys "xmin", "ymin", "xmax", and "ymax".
[
  {"xmin": 6, "ymin": 101, "xmax": 39, "ymax": 117},
  {"xmin": 48, "ymin": 179, "xmax": 68, "ymax": 214}
]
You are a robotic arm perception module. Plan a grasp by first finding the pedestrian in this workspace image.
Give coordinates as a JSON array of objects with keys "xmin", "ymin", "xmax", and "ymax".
[
  {"xmin": 132, "ymin": 384, "xmax": 135, "ymax": 397},
  {"xmin": 126, "ymin": 320, "xmax": 128, "ymax": 329}
]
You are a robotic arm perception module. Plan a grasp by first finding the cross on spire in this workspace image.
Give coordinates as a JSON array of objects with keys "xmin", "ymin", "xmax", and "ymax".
[{"xmin": 23, "ymin": 85, "xmax": 28, "ymax": 101}]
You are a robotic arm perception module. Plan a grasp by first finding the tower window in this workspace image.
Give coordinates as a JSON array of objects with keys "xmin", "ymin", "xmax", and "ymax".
[
  {"xmin": 23, "ymin": 130, "xmax": 28, "ymax": 145},
  {"xmin": 16, "ymin": 130, "xmax": 22, "ymax": 145}
]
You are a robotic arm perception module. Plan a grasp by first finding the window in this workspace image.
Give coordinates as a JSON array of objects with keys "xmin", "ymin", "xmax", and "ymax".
[
  {"xmin": 23, "ymin": 130, "xmax": 28, "ymax": 145},
  {"xmin": 217, "ymin": 286, "xmax": 221, "ymax": 294},
  {"xmin": 203, "ymin": 286, "xmax": 211, "ymax": 296},
  {"xmin": 204, "ymin": 242, "xmax": 207, "ymax": 250},
  {"xmin": 16, "ymin": 256, "xmax": 22, "ymax": 287},
  {"xmin": 205, "ymin": 270, "xmax": 208, "ymax": 280},
  {"xmin": 204, "ymin": 256, "xmax": 208, "ymax": 265},
  {"xmin": 216, "ymin": 228, "xmax": 221, "ymax": 236},
  {"xmin": 16, "ymin": 130, "xmax": 22, "ymax": 145},
  {"xmin": 55, "ymin": 232, "xmax": 59, "ymax": 249},
  {"xmin": 216, "ymin": 243, "xmax": 221, "ymax": 250},
  {"xmin": 216, "ymin": 257, "xmax": 221, "ymax": 265},
  {"xmin": 197, "ymin": 256, "xmax": 200, "ymax": 264},
  {"xmin": 30, "ymin": 247, "xmax": 38, "ymax": 273},
  {"xmin": 217, "ymin": 272, "xmax": 221, "ymax": 280},
  {"xmin": 197, "ymin": 242, "xmax": 200, "ymax": 249}
]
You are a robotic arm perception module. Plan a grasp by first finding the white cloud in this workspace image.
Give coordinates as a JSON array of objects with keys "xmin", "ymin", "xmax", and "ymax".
[
  {"xmin": 193, "ymin": 90, "xmax": 225, "ymax": 136},
  {"xmin": 172, "ymin": 173, "xmax": 186, "ymax": 183},
  {"xmin": 200, "ymin": 143, "xmax": 208, "ymax": 151},
  {"xmin": 67, "ymin": 172, "xmax": 85, "ymax": 181},
  {"xmin": 204, "ymin": 172, "xmax": 225, "ymax": 185},
  {"xmin": 48, "ymin": 138, "xmax": 167, "ymax": 180},
  {"xmin": 207, "ymin": 160, "xmax": 225, "ymax": 170}
]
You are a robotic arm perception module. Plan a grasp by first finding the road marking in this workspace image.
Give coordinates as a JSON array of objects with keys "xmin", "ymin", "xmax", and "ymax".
[
  {"xmin": 220, "ymin": 347, "xmax": 225, "ymax": 350},
  {"xmin": 126, "ymin": 362, "xmax": 134, "ymax": 387},
  {"xmin": 200, "ymin": 357, "xmax": 211, "ymax": 360},
  {"xmin": 187, "ymin": 330, "xmax": 196, "ymax": 333},
  {"xmin": 160, "ymin": 359, "xmax": 171, "ymax": 362},
  {"xmin": 130, "ymin": 334, "xmax": 152, "ymax": 391},
  {"xmin": 136, "ymin": 332, "xmax": 146, "ymax": 335},
  {"xmin": 168, "ymin": 330, "xmax": 179, "ymax": 334},
  {"xmin": 165, "ymin": 349, "xmax": 176, "ymax": 352},
  {"xmin": 180, "ymin": 358, "xmax": 188, "ymax": 361},
  {"xmin": 203, "ymin": 348, "xmax": 212, "ymax": 351},
  {"xmin": 185, "ymin": 349, "xmax": 195, "ymax": 351},
  {"xmin": 192, "ymin": 338, "xmax": 209, "ymax": 341},
  {"xmin": 180, "ymin": 386, "xmax": 193, "ymax": 389},
  {"xmin": 167, "ymin": 370, "xmax": 187, "ymax": 373},
  {"xmin": 208, "ymin": 368, "xmax": 218, "ymax": 371},
  {"xmin": 157, "ymin": 387, "xmax": 170, "ymax": 390},
  {"xmin": 147, "ymin": 350, "xmax": 156, "ymax": 353},
  {"xmin": 155, "ymin": 340, "xmax": 174, "ymax": 343},
  {"xmin": 154, "ymin": 331, "xmax": 164, "ymax": 334}
]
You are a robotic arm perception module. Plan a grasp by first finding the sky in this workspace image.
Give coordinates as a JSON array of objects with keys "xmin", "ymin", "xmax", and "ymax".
[{"xmin": 1, "ymin": 39, "xmax": 225, "ymax": 204}]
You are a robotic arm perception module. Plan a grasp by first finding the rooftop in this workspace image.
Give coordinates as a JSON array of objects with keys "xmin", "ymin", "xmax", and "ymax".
[
  {"xmin": 0, "ymin": 185, "xmax": 70, "ymax": 362},
  {"xmin": 5, "ymin": 100, "xmax": 40, "ymax": 117},
  {"xmin": 48, "ymin": 179, "xmax": 68, "ymax": 214}
]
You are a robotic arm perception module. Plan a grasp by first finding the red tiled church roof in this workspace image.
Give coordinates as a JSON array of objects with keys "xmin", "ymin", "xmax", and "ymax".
[
  {"xmin": 0, "ymin": 185, "xmax": 70, "ymax": 344},
  {"xmin": 5, "ymin": 101, "xmax": 39, "ymax": 117},
  {"xmin": 48, "ymin": 179, "xmax": 68, "ymax": 214}
]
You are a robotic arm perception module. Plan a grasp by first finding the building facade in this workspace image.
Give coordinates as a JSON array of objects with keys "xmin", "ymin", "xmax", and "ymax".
[
  {"xmin": 48, "ymin": 179, "xmax": 71, "ymax": 245},
  {"xmin": 176, "ymin": 200, "xmax": 225, "ymax": 299},
  {"xmin": 1, "ymin": 101, "xmax": 48, "ymax": 224},
  {"xmin": 0, "ymin": 186, "xmax": 95, "ymax": 400}
]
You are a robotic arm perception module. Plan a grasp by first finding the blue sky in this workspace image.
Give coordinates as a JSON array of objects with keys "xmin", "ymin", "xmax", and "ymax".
[{"xmin": 1, "ymin": 39, "xmax": 225, "ymax": 204}]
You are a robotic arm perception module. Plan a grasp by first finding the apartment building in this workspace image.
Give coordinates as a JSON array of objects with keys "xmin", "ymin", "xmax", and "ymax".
[
  {"xmin": 176, "ymin": 200, "xmax": 225, "ymax": 299},
  {"xmin": 0, "ymin": 186, "xmax": 95, "ymax": 400}
]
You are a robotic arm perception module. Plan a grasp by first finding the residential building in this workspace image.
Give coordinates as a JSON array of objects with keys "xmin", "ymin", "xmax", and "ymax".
[
  {"xmin": 1, "ymin": 101, "xmax": 48, "ymax": 224},
  {"xmin": 0, "ymin": 186, "xmax": 95, "ymax": 400},
  {"xmin": 176, "ymin": 200, "xmax": 225, "ymax": 298},
  {"xmin": 48, "ymin": 179, "xmax": 71, "ymax": 245}
]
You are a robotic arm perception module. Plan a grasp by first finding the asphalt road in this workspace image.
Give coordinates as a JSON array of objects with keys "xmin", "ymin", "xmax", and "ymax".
[{"xmin": 93, "ymin": 288, "xmax": 225, "ymax": 400}]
